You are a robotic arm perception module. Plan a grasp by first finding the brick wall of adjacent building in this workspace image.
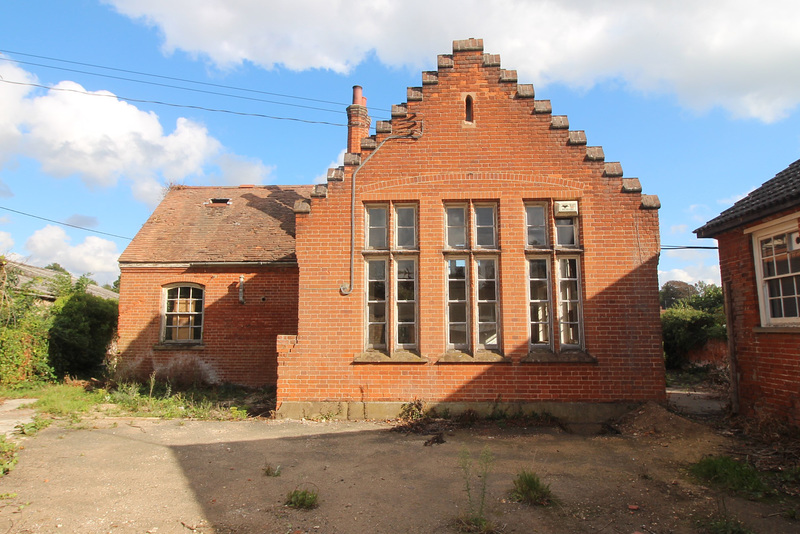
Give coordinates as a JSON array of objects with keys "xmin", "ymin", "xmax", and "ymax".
[
  {"xmin": 276, "ymin": 40, "xmax": 665, "ymax": 412},
  {"xmin": 118, "ymin": 265, "xmax": 299, "ymax": 387},
  {"xmin": 715, "ymin": 208, "xmax": 800, "ymax": 426}
]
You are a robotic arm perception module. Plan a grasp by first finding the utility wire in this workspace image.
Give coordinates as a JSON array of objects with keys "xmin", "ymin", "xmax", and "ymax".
[
  {"xmin": 0, "ymin": 206, "xmax": 133, "ymax": 241},
  {"xmin": 1, "ymin": 56, "xmax": 345, "ymax": 115},
  {"xmin": 0, "ymin": 79, "xmax": 348, "ymax": 126},
  {"xmin": 662, "ymin": 245, "xmax": 718, "ymax": 250},
  {"xmin": 0, "ymin": 48, "xmax": 394, "ymax": 113}
]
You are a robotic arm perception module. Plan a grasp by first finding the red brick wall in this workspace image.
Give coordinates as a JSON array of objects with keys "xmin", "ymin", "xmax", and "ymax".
[
  {"xmin": 118, "ymin": 264, "xmax": 299, "ymax": 387},
  {"xmin": 277, "ymin": 42, "xmax": 665, "ymax": 408},
  {"xmin": 716, "ymin": 209, "xmax": 800, "ymax": 426}
]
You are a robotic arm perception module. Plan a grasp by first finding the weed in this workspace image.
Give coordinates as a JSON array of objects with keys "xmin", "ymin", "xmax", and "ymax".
[
  {"xmin": 229, "ymin": 406, "xmax": 248, "ymax": 420},
  {"xmin": 457, "ymin": 409, "xmax": 479, "ymax": 427},
  {"xmin": 286, "ymin": 486, "xmax": 318, "ymax": 509},
  {"xmin": 783, "ymin": 508, "xmax": 798, "ymax": 520},
  {"xmin": 689, "ymin": 455, "xmax": 770, "ymax": 499},
  {"xmin": 0, "ymin": 437, "xmax": 18, "ymax": 477},
  {"xmin": 263, "ymin": 462, "xmax": 281, "ymax": 477},
  {"xmin": 0, "ymin": 492, "xmax": 16, "ymax": 499},
  {"xmin": 399, "ymin": 399, "xmax": 425, "ymax": 422},
  {"xmin": 457, "ymin": 446, "xmax": 495, "ymax": 531},
  {"xmin": 510, "ymin": 469, "xmax": 554, "ymax": 506},
  {"xmin": 15, "ymin": 415, "xmax": 51, "ymax": 436},
  {"xmin": 698, "ymin": 499, "xmax": 754, "ymax": 534}
]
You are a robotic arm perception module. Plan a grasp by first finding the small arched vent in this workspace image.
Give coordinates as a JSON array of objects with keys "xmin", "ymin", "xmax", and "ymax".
[{"xmin": 465, "ymin": 95, "xmax": 474, "ymax": 123}]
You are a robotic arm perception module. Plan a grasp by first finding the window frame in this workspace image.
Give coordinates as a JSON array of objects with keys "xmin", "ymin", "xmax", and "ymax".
[
  {"xmin": 446, "ymin": 257, "xmax": 470, "ymax": 351},
  {"xmin": 556, "ymin": 255, "xmax": 584, "ymax": 349},
  {"xmin": 365, "ymin": 204, "xmax": 389, "ymax": 250},
  {"xmin": 555, "ymin": 217, "xmax": 579, "ymax": 248},
  {"xmin": 475, "ymin": 256, "xmax": 500, "ymax": 350},
  {"xmin": 751, "ymin": 217, "xmax": 800, "ymax": 327},
  {"xmin": 162, "ymin": 283, "xmax": 205, "ymax": 344},
  {"xmin": 525, "ymin": 203, "xmax": 549, "ymax": 248},
  {"xmin": 394, "ymin": 204, "xmax": 418, "ymax": 250},
  {"xmin": 365, "ymin": 257, "xmax": 389, "ymax": 350},
  {"xmin": 473, "ymin": 204, "xmax": 498, "ymax": 249},
  {"xmin": 395, "ymin": 257, "xmax": 418, "ymax": 350},
  {"xmin": 527, "ymin": 256, "xmax": 553, "ymax": 350}
]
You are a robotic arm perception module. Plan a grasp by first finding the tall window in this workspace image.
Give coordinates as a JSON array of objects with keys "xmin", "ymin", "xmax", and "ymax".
[
  {"xmin": 363, "ymin": 203, "xmax": 418, "ymax": 352},
  {"xmin": 558, "ymin": 257, "xmax": 582, "ymax": 347},
  {"xmin": 528, "ymin": 258, "xmax": 551, "ymax": 347},
  {"xmin": 525, "ymin": 202, "xmax": 584, "ymax": 352},
  {"xmin": 163, "ymin": 285, "xmax": 204, "ymax": 342},
  {"xmin": 444, "ymin": 201, "xmax": 500, "ymax": 352},
  {"xmin": 753, "ymin": 220, "xmax": 800, "ymax": 326}
]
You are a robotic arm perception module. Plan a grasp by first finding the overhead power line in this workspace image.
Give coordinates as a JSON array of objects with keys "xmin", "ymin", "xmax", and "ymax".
[
  {"xmin": 0, "ymin": 205, "xmax": 133, "ymax": 241},
  {"xmin": 0, "ymin": 48, "xmax": 393, "ymax": 113},
  {"xmin": 661, "ymin": 245, "xmax": 718, "ymax": 250},
  {"xmin": 0, "ymin": 79, "xmax": 348, "ymax": 127}
]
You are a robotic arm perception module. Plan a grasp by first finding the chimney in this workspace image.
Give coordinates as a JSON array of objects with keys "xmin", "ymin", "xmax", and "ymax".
[{"xmin": 347, "ymin": 85, "xmax": 370, "ymax": 154}]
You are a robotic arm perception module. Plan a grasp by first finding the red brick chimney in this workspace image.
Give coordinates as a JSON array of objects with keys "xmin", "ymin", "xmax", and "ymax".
[{"xmin": 347, "ymin": 85, "xmax": 370, "ymax": 154}]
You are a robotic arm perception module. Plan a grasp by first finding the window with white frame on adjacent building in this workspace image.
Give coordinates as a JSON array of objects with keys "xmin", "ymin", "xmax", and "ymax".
[
  {"xmin": 443, "ymin": 201, "xmax": 500, "ymax": 353},
  {"xmin": 163, "ymin": 284, "xmax": 204, "ymax": 343},
  {"xmin": 363, "ymin": 203, "xmax": 419, "ymax": 353},
  {"xmin": 751, "ymin": 216, "xmax": 800, "ymax": 327}
]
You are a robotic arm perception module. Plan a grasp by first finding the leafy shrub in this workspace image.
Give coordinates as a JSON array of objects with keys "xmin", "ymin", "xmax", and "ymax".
[
  {"xmin": 661, "ymin": 306, "xmax": 716, "ymax": 369},
  {"xmin": 286, "ymin": 487, "xmax": 318, "ymax": 509},
  {"xmin": 49, "ymin": 292, "xmax": 118, "ymax": 378}
]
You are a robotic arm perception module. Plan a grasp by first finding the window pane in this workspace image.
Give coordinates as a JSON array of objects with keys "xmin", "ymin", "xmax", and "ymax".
[
  {"xmin": 475, "ymin": 207, "xmax": 494, "ymax": 226},
  {"xmin": 397, "ymin": 207, "xmax": 414, "ymax": 227},
  {"xmin": 368, "ymin": 281, "xmax": 386, "ymax": 301},
  {"xmin": 369, "ymin": 207, "xmax": 386, "ymax": 226},
  {"xmin": 783, "ymin": 297, "xmax": 798, "ymax": 317},
  {"xmin": 761, "ymin": 237, "xmax": 773, "ymax": 257},
  {"xmin": 449, "ymin": 260, "xmax": 466, "ymax": 278},
  {"xmin": 448, "ymin": 227, "xmax": 466, "ymax": 248},
  {"xmin": 767, "ymin": 279, "xmax": 781, "ymax": 298},
  {"xmin": 476, "ymin": 227, "xmax": 495, "ymax": 247},
  {"xmin": 367, "ymin": 207, "xmax": 387, "ymax": 249},
  {"xmin": 478, "ymin": 280, "xmax": 496, "ymax": 301},
  {"xmin": 449, "ymin": 324, "xmax": 467, "ymax": 345},
  {"xmin": 478, "ymin": 259, "xmax": 496, "ymax": 279},
  {"xmin": 526, "ymin": 206, "xmax": 547, "ymax": 247},
  {"xmin": 530, "ymin": 303, "xmax": 549, "ymax": 322},
  {"xmin": 369, "ymin": 303, "xmax": 386, "ymax": 321},
  {"xmin": 369, "ymin": 227, "xmax": 387, "ymax": 249},
  {"xmin": 781, "ymin": 276, "xmax": 796, "ymax": 296},
  {"xmin": 529, "ymin": 259, "xmax": 547, "ymax": 279},
  {"xmin": 479, "ymin": 324, "xmax": 497, "ymax": 345},
  {"xmin": 397, "ymin": 260, "xmax": 415, "ymax": 279},
  {"xmin": 475, "ymin": 206, "xmax": 496, "ymax": 248},
  {"xmin": 397, "ymin": 228, "xmax": 415, "ymax": 248},
  {"xmin": 397, "ymin": 280, "xmax": 415, "ymax": 301},
  {"xmin": 556, "ymin": 224, "xmax": 575, "ymax": 246},
  {"xmin": 446, "ymin": 207, "xmax": 467, "ymax": 248},
  {"xmin": 770, "ymin": 298, "xmax": 783, "ymax": 318},
  {"xmin": 764, "ymin": 259, "xmax": 776, "ymax": 277},
  {"xmin": 368, "ymin": 261, "xmax": 386, "ymax": 280},
  {"xmin": 397, "ymin": 303, "xmax": 415, "ymax": 322},
  {"xmin": 526, "ymin": 206, "xmax": 545, "ymax": 226},
  {"xmin": 791, "ymin": 252, "xmax": 800, "ymax": 273},
  {"xmin": 447, "ymin": 207, "xmax": 465, "ymax": 226},
  {"xmin": 776, "ymin": 257, "xmax": 790, "ymax": 276},
  {"xmin": 560, "ymin": 258, "xmax": 578, "ymax": 278},
  {"xmin": 479, "ymin": 303, "xmax": 496, "ymax": 322},
  {"xmin": 179, "ymin": 286, "xmax": 191, "ymax": 299},
  {"xmin": 398, "ymin": 324, "xmax": 415, "ymax": 345},
  {"xmin": 368, "ymin": 324, "xmax": 386, "ymax": 346},
  {"xmin": 449, "ymin": 303, "xmax": 467, "ymax": 322},
  {"xmin": 449, "ymin": 281, "xmax": 466, "ymax": 301},
  {"xmin": 167, "ymin": 287, "xmax": 178, "ymax": 299},
  {"xmin": 530, "ymin": 280, "xmax": 548, "ymax": 301},
  {"xmin": 560, "ymin": 323, "xmax": 579, "ymax": 345},
  {"xmin": 527, "ymin": 228, "xmax": 546, "ymax": 247}
]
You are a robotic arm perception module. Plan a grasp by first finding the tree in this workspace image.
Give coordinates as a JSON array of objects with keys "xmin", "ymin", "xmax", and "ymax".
[
  {"xmin": 44, "ymin": 263, "xmax": 69, "ymax": 274},
  {"xmin": 660, "ymin": 281, "xmax": 726, "ymax": 369},
  {"xmin": 659, "ymin": 280, "xmax": 697, "ymax": 309}
]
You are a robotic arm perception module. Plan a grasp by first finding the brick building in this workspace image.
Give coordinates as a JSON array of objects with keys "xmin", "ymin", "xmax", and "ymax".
[
  {"xmin": 117, "ymin": 185, "xmax": 311, "ymax": 386},
  {"xmin": 119, "ymin": 40, "xmax": 666, "ymax": 422},
  {"xmin": 275, "ymin": 39, "xmax": 665, "ymax": 422},
  {"xmin": 696, "ymin": 159, "xmax": 800, "ymax": 427}
]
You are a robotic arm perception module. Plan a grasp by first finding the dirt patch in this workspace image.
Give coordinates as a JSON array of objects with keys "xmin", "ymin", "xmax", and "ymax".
[{"xmin": 0, "ymin": 404, "xmax": 797, "ymax": 533}]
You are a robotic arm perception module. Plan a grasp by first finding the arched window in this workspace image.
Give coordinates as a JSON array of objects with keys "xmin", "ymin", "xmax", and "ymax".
[
  {"xmin": 465, "ymin": 95, "xmax": 474, "ymax": 123},
  {"xmin": 163, "ymin": 284, "xmax": 204, "ymax": 342}
]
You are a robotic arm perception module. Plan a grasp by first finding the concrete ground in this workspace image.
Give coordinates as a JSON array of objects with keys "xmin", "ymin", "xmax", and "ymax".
[{"xmin": 0, "ymin": 399, "xmax": 37, "ymax": 438}]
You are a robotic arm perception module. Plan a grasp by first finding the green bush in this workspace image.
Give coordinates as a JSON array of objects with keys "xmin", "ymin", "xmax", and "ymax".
[
  {"xmin": 662, "ymin": 306, "xmax": 716, "ymax": 368},
  {"xmin": 689, "ymin": 456, "xmax": 770, "ymax": 499},
  {"xmin": 49, "ymin": 292, "xmax": 118, "ymax": 378}
]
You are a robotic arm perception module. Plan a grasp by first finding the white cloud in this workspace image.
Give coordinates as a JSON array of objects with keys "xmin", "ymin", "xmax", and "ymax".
[
  {"xmin": 0, "ymin": 179, "xmax": 12, "ymax": 198},
  {"xmin": 717, "ymin": 188, "xmax": 754, "ymax": 206},
  {"xmin": 660, "ymin": 248, "xmax": 721, "ymax": 286},
  {"xmin": 669, "ymin": 224, "xmax": 688, "ymax": 235},
  {"xmin": 210, "ymin": 153, "xmax": 274, "ymax": 186},
  {"xmin": 0, "ymin": 60, "xmax": 271, "ymax": 206},
  {"xmin": 24, "ymin": 225, "xmax": 120, "ymax": 285},
  {"xmin": 0, "ymin": 231, "xmax": 14, "ymax": 253},
  {"xmin": 107, "ymin": 0, "xmax": 800, "ymax": 122},
  {"xmin": 315, "ymin": 149, "xmax": 346, "ymax": 184}
]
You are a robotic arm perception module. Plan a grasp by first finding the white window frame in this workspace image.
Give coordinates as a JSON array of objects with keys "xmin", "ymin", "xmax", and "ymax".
[
  {"xmin": 475, "ymin": 256, "xmax": 500, "ymax": 350},
  {"xmin": 446, "ymin": 257, "xmax": 470, "ymax": 350},
  {"xmin": 556, "ymin": 256, "xmax": 584, "ymax": 349},
  {"xmin": 473, "ymin": 204, "xmax": 498, "ymax": 249},
  {"xmin": 365, "ymin": 257, "xmax": 389, "ymax": 350},
  {"xmin": 394, "ymin": 204, "xmax": 418, "ymax": 250},
  {"xmin": 525, "ymin": 203, "xmax": 549, "ymax": 248},
  {"xmin": 395, "ymin": 257, "xmax": 418, "ymax": 349},
  {"xmin": 750, "ymin": 216, "xmax": 800, "ymax": 327},
  {"xmin": 555, "ymin": 217, "xmax": 579, "ymax": 248},
  {"xmin": 445, "ymin": 204, "xmax": 468, "ymax": 249},
  {"xmin": 527, "ymin": 257, "xmax": 553, "ymax": 349},
  {"xmin": 365, "ymin": 205, "xmax": 389, "ymax": 250},
  {"xmin": 162, "ymin": 283, "xmax": 204, "ymax": 343}
]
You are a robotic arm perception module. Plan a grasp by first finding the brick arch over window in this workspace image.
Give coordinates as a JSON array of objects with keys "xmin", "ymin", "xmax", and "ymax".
[{"xmin": 162, "ymin": 283, "xmax": 205, "ymax": 343}]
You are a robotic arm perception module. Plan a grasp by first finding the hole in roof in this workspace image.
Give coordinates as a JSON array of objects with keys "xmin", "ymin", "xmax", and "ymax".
[{"xmin": 209, "ymin": 198, "xmax": 231, "ymax": 205}]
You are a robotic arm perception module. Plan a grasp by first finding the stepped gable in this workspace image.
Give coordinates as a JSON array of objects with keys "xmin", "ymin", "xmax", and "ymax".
[
  {"xmin": 324, "ymin": 38, "xmax": 655, "ymax": 208},
  {"xmin": 120, "ymin": 184, "xmax": 313, "ymax": 264}
]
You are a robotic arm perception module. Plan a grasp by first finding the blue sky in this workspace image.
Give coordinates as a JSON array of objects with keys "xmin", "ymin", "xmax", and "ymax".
[{"xmin": 1, "ymin": 0, "xmax": 799, "ymax": 286}]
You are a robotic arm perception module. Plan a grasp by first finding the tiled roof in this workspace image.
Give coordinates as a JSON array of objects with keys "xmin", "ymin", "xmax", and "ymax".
[
  {"xmin": 4, "ymin": 260, "xmax": 119, "ymax": 300},
  {"xmin": 695, "ymin": 158, "xmax": 800, "ymax": 238},
  {"xmin": 119, "ymin": 185, "xmax": 313, "ymax": 264}
]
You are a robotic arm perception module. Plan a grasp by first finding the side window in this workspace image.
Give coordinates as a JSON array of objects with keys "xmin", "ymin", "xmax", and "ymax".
[
  {"xmin": 526, "ymin": 205, "xmax": 548, "ymax": 247},
  {"xmin": 555, "ymin": 218, "xmax": 578, "ymax": 247},
  {"xmin": 446, "ymin": 205, "xmax": 467, "ymax": 248},
  {"xmin": 528, "ymin": 258, "xmax": 551, "ymax": 348},
  {"xmin": 557, "ymin": 257, "xmax": 582, "ymax": 347},
  {"xmin": 447, "ymin": 258, "xmax": 469, "ymax": 349},
  {"xmin": 163, "ymin": 285, "xmax": 204, "ymax": 342},
  {"xmin": 754, "ymin": 224, "xmax": 800, "ymax": 325},
  {"xmin": 395, "ymin": 205, "xmax": 417, "ymax": 249},
  {"xmin": 474, "ymin": 205, "xmax": 497, "ymax": 248},
  {"xmin": 366, "ymin": 259, "xmax": 388, "ymax": 349}
]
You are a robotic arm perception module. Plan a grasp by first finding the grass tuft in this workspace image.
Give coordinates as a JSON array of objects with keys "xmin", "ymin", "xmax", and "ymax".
[
  {"xmin": 510, "ymin": 469, "xmax": 554, "ymax": 506},
  {"xmin": 286, "ymin": 487, "xmax": 318, "ymax": 509},
  {"xmin": 689, "ymin": 456, "xmax": 770, "ymax": 499}
]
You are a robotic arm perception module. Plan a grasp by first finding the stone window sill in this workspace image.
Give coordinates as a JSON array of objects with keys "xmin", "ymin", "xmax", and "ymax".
[
  {"xmin": 754, "ymin": 326, "xmax": 800, "ymax": 334},
  {"xmin": 437, "ymin": 350, "xmax": 510, "ymax": 364},
  {"xmin": 353, "ymin": 350, "xmax": 427, "ymax": 363},
  {"xmin": 153, "ymin": 343, "xmax": 205, "ymax": 351},
  {"xmin": 521, "ymin": 349, "xmax": 596, "ymax": 363}
]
